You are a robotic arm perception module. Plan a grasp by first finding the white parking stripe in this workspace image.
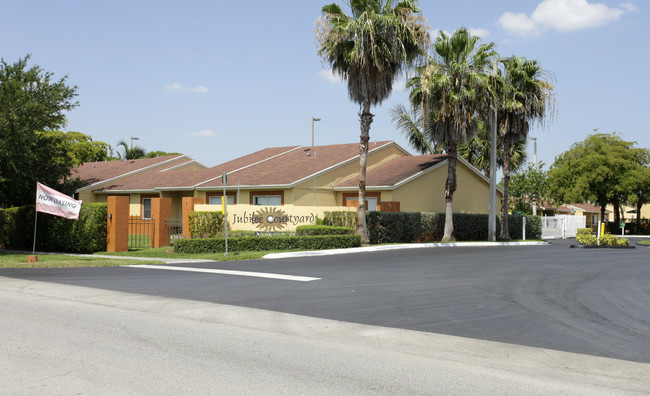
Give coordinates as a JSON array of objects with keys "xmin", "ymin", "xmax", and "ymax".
[{"xmin": 125, "ymin": 265, "xmax": 320, "ymax": 282}]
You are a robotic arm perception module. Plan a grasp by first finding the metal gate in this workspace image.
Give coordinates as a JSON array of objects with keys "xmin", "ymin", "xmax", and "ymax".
[
  {"xmin": 128, "ymin": 216, "xmax": 154, "ymax": 248},
  {"xmin": 165, "ymin": 218, "xmax": 183, "ymax": 246}
]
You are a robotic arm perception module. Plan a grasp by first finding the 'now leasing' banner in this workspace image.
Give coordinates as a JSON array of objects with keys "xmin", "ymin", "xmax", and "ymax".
[{"xmin": 35, "ymin": 182, "xmax": 82, "ymax": 220}]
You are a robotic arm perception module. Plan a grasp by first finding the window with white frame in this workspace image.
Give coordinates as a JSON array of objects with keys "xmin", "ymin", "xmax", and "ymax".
[
  {"xmin": 346, "ymin": 196, "xmax": 378, "ymax": 211},
  {"xmin": 142, "ymin": 198, "xmax": 152, "ymax": 219},
  {"xmin": 253, "ymin": 195, "xmax": 281, "ymax": 206},
  {"xmin": 209, "ymin": 195, "xmax": 235, "ymax": 205}
]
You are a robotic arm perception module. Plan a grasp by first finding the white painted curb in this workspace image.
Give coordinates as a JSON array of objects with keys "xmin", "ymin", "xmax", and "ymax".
[{"xmin": 263, "ymin": 241, "xmax": 550, "ymax": 259}]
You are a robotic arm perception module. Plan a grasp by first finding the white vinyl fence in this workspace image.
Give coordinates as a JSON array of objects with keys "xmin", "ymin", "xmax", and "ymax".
[{"xmin": 542, "ymin": 215, "xmax": 586, "ymax": 239}]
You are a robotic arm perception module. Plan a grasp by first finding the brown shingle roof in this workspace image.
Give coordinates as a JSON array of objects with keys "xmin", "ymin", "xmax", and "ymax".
[
  {"xmin": 196, "ymin": 141, "xmax": 393, "ymax": 188},
  {"xmin": 72, "ymin": 155, "xmax": 192, "ymax": 187},
  {"xmin": 93, "ymin": 142, "xmax": 394, "ymax": 192},
  {"xmin": 565, "ymin": 203, "xmax": 607, "ymax": 213},
  {"xmin": 334, "ymin": 155, "xmax": 447, "ymax": 188}
]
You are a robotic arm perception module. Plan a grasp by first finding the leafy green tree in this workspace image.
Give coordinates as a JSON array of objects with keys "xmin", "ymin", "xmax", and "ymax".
[
  {"xmin": 116, "ymin": 139, "xmax": 147, "ymax": 160},
  {"xmin": 403, "ymin": 27, "xmax": 495, "ymax": 241},
  {"xmin": 625, "ymin": 164, "xmax": 650, "ymax": 231},
  {"xmin": 316, "ymin": 0, "xmax": 429, "ymax": 243},
  {"xmin": 0, "ymin": 55, "xmax": 79, "ymax": 207},
  {"xmin": 496, "ymin": 57, "xmax": 555, "ymax": 240},
  {"xmin": 146, "ymin": 150, "xmax": 181, "ymax": 158},
  {"xmin": 508, "ymin": 162, "xmax": 552, "ymax": 215},
  {"xmin": 39, "ymin": 131, "xmax": 111, "ymax": 164},
  {"xmin": 549, "ymin": 133, "xmax": 643, "ymax": 221}
]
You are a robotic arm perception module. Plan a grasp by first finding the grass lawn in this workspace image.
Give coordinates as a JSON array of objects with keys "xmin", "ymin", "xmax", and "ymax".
[
  {"xmin": 638, "ymin": 240, "xmax": 650, "ymax": 246},
  {"xmin": 99, "ymin": 247, "xmax": 299, "ymax": 261},
  {"xmin": 0, "ymin": 251, "xmax": 164, "ymax": 269}
]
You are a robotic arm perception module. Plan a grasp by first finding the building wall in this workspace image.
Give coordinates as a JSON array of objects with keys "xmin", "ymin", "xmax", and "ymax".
[
  {"xmin": 194, "ymin": 203, "xmax": 355, "ymax": 232},
  {"xmin": 389, "ymin": 161, "xmax": 497, "ymax": 214}
]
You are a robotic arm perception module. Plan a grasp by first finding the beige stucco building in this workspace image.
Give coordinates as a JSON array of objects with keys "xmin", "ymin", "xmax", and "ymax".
[{"xmin": 74, "ymin": 141, "xmax": 502, "ymax": 225}]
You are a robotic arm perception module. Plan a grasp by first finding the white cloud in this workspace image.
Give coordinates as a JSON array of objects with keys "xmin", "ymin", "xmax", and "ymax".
[
  {"xmin": 498, "ymin": 0, "xmax": 636, "ymax": 37},
  {"xmin": 318, "ymin": 69, "xmax": 344, "ymax": 83},
  {"xmin": 164, "ymin": 82, "xmax": 209, "ymax": 93},
  {"xmin": 191, "ymin": 129, "xmax": 217, "ymax": 137},
  {"xmin": 468, "ymin": 28, "xmax": 491, "ymax": 38}
]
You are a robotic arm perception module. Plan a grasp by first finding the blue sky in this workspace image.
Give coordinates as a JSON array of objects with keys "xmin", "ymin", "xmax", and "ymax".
[{"xmin": 2, "ymin": 0, "xmax": 648, "ymax": 172}]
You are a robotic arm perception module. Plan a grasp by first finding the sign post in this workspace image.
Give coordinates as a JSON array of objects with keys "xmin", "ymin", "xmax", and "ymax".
[
  {"xmin": 621, "ymin": 221, "xmax": 625, "ymax": 237},
  {"xmin": 222, "ymin": 171, "xmax": 228, "ymax": 257}
]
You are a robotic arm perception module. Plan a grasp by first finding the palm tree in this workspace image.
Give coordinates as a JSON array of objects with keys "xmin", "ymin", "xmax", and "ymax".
[
  {"xmin": 404, "ymin": 27, "xmax": 495, "ymax": 241},
  {"xmin": 392, "ymin": 105, "xmax": 528, "ymax": 179},
  {"xmin": 458, "ymin": 122, "xmax": 528, "ymax": 178},
  {"xmin": 116, "ymin": 139, "xmax": 146, "ymax": 160},
  {"xmin": 316, "ymin": 0, "xmax": 429, "ymax": 244},
  {"xmin": 496, "ymin": 57, "xmax": 555, "ymax": 240}
]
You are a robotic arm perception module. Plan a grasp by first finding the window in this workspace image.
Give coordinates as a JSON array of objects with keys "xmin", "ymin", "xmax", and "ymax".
[
  {"xmin": 253, "ymin": 195, "xmax": 281, "ymax": 206},
  {"xmin": 250, "ymin": 191, "xmax": 284, "ymax": 206},
  {"xmin": 346, "ymin": 196, "xmax": 377, "ymax": 211},
  {"xmin": 342, "ymin": 192, "xmax": 380, "ymax": 211},
  {"xmin": 142, "ymin": 198, "xmax": 152, "ymax": 219},
  {"xmin": 207, "ymin": 192, "xmax": 236, "ymax": 206},
  {"xmin": 209, "ymin": 195, "xmax": 234, "ymax": 205},
  {"xmin": 592, "ymin": 214, "xmax": 598, "ymax": 224}
]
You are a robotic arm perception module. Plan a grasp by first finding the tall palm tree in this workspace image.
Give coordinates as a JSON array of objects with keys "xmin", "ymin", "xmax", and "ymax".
[
  {"xmin": 458, "ymin": 122, "xmax": 528, "ymax": 178},
  {"xmin": 316, "ymin": 0, "xmax": 429, "ymax": 243},
  {"xmin": 404, "ymin": 27, "xmax": 495, "ymax": 241},
  {"xmin": 116, "ymin": 139, "xmax": 146, "ymax": 160},
  {"xmin": 391, "ymin": 105, "xmax": 527, "ymax": 177},
  {"xmin": 496, "ymin": 57, "xmax": 555, "ymax": 240}
]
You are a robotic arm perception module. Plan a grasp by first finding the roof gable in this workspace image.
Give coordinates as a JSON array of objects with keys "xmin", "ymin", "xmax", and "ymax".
[
  {"xmin": 73, "ymin": 155, "xmax": 199, "ymax": 192},
  {"xmin": 334, "ymin": 155, "xmax": 447, "ymax": 189}
]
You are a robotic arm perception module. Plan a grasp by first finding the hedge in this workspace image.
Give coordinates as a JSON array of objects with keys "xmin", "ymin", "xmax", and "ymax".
[
  {"xmin": 0, "ymin": 203, "xmax": 107, "ymax": 253},
  {"xmin": 188, "ymin": 211, "xmax": 227, "ymax": 238},
  {"xmin": 362, "ymin": 211, "xmax": 541, "ymax": 243},
  {"xmin": 174, "ymin": 234, "xmax": 362, "ymax": 253}
]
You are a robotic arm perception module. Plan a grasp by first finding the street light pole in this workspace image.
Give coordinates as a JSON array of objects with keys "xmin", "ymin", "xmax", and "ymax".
[
  {"xmin": 529, "ymin": 136, "xmax": 538, "ymax": 216},
  {"xmin": 311, "ymin": 117, "xmax": 321, "ymax": 147},
  {"xmin": 529, "ymin": 137, "xmax": 538, "ymax": 170},
  {"xmin": 130, "ymin": 137, "xmax": 139, "ymax": 150}
]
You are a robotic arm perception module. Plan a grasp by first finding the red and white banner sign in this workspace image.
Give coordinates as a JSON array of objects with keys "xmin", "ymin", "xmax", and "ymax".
[{"xmin": 35, "ymin": 182, "xmax": 82, "ymax": 220}]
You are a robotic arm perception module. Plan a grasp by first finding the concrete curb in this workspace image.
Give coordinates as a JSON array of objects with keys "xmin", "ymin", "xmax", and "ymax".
[{"xmin": 263, "ymin": 241, "xmax": 550, "ymax": 259}]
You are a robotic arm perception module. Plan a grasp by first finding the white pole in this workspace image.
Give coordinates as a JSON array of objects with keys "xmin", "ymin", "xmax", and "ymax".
[
  {"xmin": 597, "ymin": 221, "xmax": 601, "ymax": 246},
  {"xmin": 523, "ymin": 216, "xmax": 527, "ymax": 240}
]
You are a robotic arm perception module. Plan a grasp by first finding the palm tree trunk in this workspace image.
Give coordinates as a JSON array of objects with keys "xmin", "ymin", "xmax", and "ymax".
[
  {"xmin": 443, "ymin": 144, "xmax": 457, "ymax": 242},
  {"xmin": 357, "ymin": 101, "xmax": 373, "ymax": 245},
  {"xmin": 500, "ymin": 139, "xmax": 512, "ymax": 241}
]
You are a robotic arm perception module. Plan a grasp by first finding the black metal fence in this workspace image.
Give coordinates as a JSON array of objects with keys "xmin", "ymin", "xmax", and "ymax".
[
  {"xmin": 165, "ymin": 218, "xmax": 183, "ymax": 246},
  {"xmin": 128, "ymin": 216, "xmax": 154, "ymax": 248}
]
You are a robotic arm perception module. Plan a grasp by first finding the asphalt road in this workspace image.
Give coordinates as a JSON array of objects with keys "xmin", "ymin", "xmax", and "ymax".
[
  {"xmin": 4, "ymin": 277, "xmax": 648, "ymax": 395},
  {"xmin": 2, "ymin": 239, "xmax": 649, "ymax": 364}
]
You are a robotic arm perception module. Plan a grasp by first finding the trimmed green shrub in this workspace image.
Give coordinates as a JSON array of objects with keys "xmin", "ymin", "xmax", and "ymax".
[
  {"xmin": 503, "ymin": 214, "xmax": 542, "ymax": 240},
  {"xmin": 323, "ymin": 211, "xmax": 357, "ymax": 228},
  {"xmin": 296, "ymin": 225, "xmax": 354, "ymax": 236},
  {"xmin": 0, "ymin": 203, "xmax": 107, "ymax": 253},
  {"xmin": 577, "ymin": 232, "xmax": 629, "ymax": 246},
  {"xmin": 174, "ymin": 234, "xmax": 362, "ymax": 253},
  {"xmin": 365, "ymin": 211, "xmax": 542, "ymax": 243},
  {"xmin": 576, "ymin": 233, "xmax": 597, "ymax": 245},
  {"xmin": 188, "ymin": 211, "xmax": 227, "ymax": 238},
  {"xmin": 576, "ymin": 228, "xmax": 593, "ymax": 237}
]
